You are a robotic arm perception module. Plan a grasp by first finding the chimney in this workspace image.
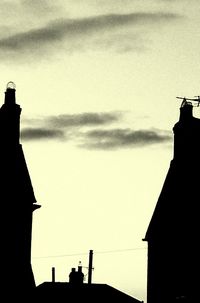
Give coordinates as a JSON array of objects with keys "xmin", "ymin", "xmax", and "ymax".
[
  {"xmin": 173, "ymin": 100, "xmax": 200, "ymax": 161},
  {"xmin": 78, "ymin": 264, "xmax": 82, "ymax": 273},
  {"xmin": 179, "ymin": 102, "xmax": 193, "ymax": 121},
  {"xmin": 52, "ymin": 267, "xmax": 55, "ymax": 283},
  {"xmin": 69, "ymin": 266, "xmax": 84, "ymax": 285},
  {"xmin": 0, "ymin": 81, "xmax": 21, "ymax": 145},
  {"xmin": 4, "ymin": 81, "xmax": 16, "ymax": 105},
  {"xmin": 69, "ymin": 268, "xmax": 76, "ymax": 283}
]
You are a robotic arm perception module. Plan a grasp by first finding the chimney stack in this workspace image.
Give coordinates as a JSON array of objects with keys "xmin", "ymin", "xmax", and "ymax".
[
  {"xmin": 52, "ymin": 267, "xmax": 55, "ymax": 283},
  {"xmin": 69, "ymin": 266, "xmax": 84, "ymax": 285},
  {"xmin": 179, "ymin": 102, "xmax": 193, "ymax": 121},
  {"xmin": 4, "ymin": 81, "xmax": 16, "ymax": 105}
]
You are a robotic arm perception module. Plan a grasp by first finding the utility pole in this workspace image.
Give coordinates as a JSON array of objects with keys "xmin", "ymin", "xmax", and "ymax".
[{"xmin": 88, "ymin": 250, "xmax": 93, "ymax": 285}]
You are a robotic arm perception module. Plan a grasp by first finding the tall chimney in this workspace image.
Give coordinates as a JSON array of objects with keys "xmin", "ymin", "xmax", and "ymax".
[{"xmin": 4, "ymin": 81, "xmax": 16, "ymax": 105}]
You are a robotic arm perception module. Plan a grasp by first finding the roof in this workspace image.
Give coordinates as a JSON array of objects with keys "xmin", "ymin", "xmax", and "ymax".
[
  {"xmin": 145, "ymin": 104, "xmax": 200, "ymax": 242},
  {"xmin": 35, "ymin": 282, "xmax": 143, "ymax": 303}
]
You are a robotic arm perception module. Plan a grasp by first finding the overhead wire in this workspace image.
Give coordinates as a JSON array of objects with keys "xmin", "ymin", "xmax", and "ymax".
[{"xmin": 32, "ymin": 247, "xmax": 147, "ymax": 259}]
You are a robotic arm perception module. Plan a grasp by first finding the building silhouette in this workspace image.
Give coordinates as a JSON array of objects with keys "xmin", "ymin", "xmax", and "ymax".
[
  {"xmin": 0, "ymin": 83, "xmax": 142, "ymax": 301},
  {"xmin": 0, "ymin": 82, "xmax": 40, "ymax": 297},
  {"xmin": 36, "ymin": 264, "xmax": 143, "ymax": 303},
  {"xmin": 144, "ymin": 100, "xmax": 200, "ymax": 302},
  {"xmin": 35, "ymin": 251, "xmax": 143, "ymax": 302}
]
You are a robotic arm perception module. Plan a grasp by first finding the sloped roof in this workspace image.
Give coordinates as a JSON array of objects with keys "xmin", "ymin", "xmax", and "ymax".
[
  {"xmin": 35, "ymin": 282, "xmax": 142, "ymax": 303},
  {"xmin": 144, "ymin": 104, "xmax": 200, "ymax": 242}
]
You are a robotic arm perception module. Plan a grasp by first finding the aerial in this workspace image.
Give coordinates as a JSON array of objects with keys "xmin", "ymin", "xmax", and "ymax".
[{"xmin": 0, "ymin": 1, "xmax": 200, "ymax": 302}]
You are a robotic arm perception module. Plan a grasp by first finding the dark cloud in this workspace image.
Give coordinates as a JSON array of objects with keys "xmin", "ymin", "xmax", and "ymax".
[
  {"xmin": 22, "ymin": 112, "xmax": 120, "ymax": 128},
  {"xmin": 0, "ymin": 12, "xmax": 181, "ymax": 58},
  {"xmin": 80, "ymin": 128, "xmax": 171, "ymax": 150},
  {"xmin": 21, "ymin": 128, "xmax": 65, "ymax": 141},
  {"xmin": 21, "ymin": 112, "xmax": 120, "ymax": 141},
  {"xmin": 46, "ymin": 112, "xmax": 120, "ymax": 128},
  {"xmin": 21, "ymin": 113, "xmax": 171, "ymax": 149}
]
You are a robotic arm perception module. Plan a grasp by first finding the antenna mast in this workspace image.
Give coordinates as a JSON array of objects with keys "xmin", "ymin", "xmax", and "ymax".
[{"xmin": 176, "ymin": 96, "xmax": 200, "ymax": 107}]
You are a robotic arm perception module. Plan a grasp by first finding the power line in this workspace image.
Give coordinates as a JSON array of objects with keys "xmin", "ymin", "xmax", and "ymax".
[
  {"xmin": 32, "ymin": 247, "xmax": 147, "ymax": 259},
  {"xmin": 96, "ymin": 247, "xmax": 147, "ymax": 254},
  {"xmin": 33, "ymin": 252, "xmax": 88, "ymax": 259}
]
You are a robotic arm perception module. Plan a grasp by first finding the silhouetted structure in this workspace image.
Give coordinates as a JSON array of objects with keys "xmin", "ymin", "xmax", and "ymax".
[
  {"xmin": 36, "ymin": 264, "xmax": 142, "ymax": 303},
  {"xmin": 0, "ymin": 82, "xmax": 40, "ymax": 297},
  {"xmin": 69, "ymin": 265, "xmax": 84, "ymax": 285},
  {"xmin": 88, "ymin": 249, "xmax": 93, "ymax": 284},
  {"xmin": 144, "ymin": 101, "xmax": 200, "ymax": 303},
  {"xmin": 36, "ymin": 282, "xmax": 143, "ymax": 303}
]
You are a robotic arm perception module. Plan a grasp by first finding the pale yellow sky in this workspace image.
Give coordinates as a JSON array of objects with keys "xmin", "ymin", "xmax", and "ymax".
[{"xmin": 1, "ymin": 1, "xmax": 200, "ymax": 302}]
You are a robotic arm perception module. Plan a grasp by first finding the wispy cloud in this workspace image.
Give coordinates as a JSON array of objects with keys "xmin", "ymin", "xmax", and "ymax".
[
  {"xmin": 0, "ymin": 12, "xmax": 181, "ymax": 59},
  {"xmin": 80, "ymin": 128, "xmax": 171, "ymax": 150},
  {"xmin": 21, "ymin": 112, "xmax": 171, "ymax": 149},
  {"xmin": 22, "ymin": 112, "xmax": 120, "ymax": 128},
  {"xmin": 46, "ymin": 112, "xmax": 120, "ymax": 127},
  {"xmin": 21, "ymin": 128, "xmax": 65, "ymax": 141},
  {"xmin": 21, "ymin": 112, "xmax": 120, "ymax": 141}
]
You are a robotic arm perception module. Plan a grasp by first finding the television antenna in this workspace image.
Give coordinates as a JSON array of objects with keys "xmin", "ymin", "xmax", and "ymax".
[{"xmin": 176, "ymin": 96, "xmax": 200, "ymax": 107}]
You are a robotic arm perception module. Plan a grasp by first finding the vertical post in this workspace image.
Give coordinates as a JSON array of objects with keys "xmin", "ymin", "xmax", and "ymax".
[
  {"xmin": 52, "ymin": 267, "xmax": 55, "ymax": 282},
  {"xmin": 88, "ymin": 250, "xmax": 93, "ymax": 285}
]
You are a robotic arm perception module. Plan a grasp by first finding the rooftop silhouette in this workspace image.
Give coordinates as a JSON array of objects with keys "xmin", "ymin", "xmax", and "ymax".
[
  {"xmin": 144, "ymin": 100, "xmax": 200, "ymax": 303},
  {"xmin": 35, "ymin": 250, "xmax": 143, "ymax": 302},
  {"xmin": 0, "ymin": 82, "xmax": 40, "ymax": 298},
  {"xmin": 0, "ymin": 83, "xmax": 142, "ymax": 302},
  {"xmin": 35, "ymin": 263, "xmax": 143, "ymax": 303}
]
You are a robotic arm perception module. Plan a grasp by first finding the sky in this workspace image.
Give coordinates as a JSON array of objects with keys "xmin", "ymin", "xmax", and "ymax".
[{"xmin": 1, "ymin": 0, "xmax": 200, "ymax": 302}]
